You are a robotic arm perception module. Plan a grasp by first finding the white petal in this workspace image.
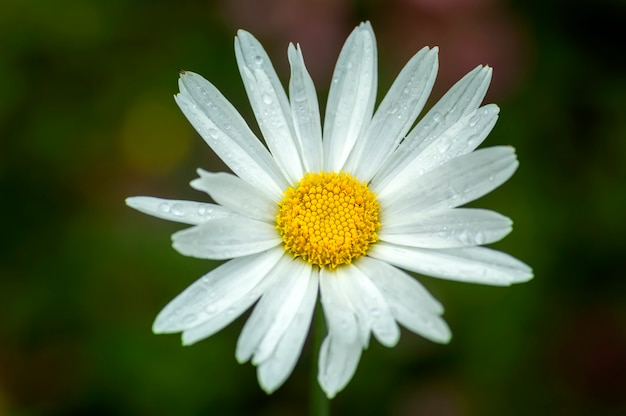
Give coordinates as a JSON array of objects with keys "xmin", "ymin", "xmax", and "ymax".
[
  {"xmin": 256, "ymin": 268, "xmax": 319, "ymax": 393},
  {"xmin": 181, "ymin": 249, "xmax": 287, "ymax": 345},
  {"xmin": 373, "ymin": 65, "xmax": 492, "ymax": 188},
  {"xmin": 319, "ymin": 268, "xmax": 360, "ymax": 346},
  {"xmin": 344, "ymin": 47, "xmax": 439, "ymax": 181},
  {"xmin": 235, "ymin": 257, "xmax": 308, "ymax": 364},
  {"xmin": 356, "ymin": 257, "xmax": 451, "ymax": 343},
  {"xmin": 323, "ymin": 22, "xmax": 377, "ymax": 171},
  {"xmin": 288, "ymin": 43, "xmax": 323, "ymax": 173},
  {"xmin": 190, "ymin": 169, "xmax": 278, "ymax": 221},
  {"xmin": 337, "ymin": 266, "xmax": 400, "ymax": 347},
  {"xmin": 153, "ymin": 247, "xmax": 284, "ymax": 334},
  {"xmin": 235, "ymin": 31, "xmax": 303, "ymax": 183},
  {"xmin": 381, "ymin": 146, "xmax": 518, "ymax": 215},
  {"xmin": 175, "ymin": 71, "xmax": 287, "ymax": 200},
  {"xmin": 368, "ymin": 243, "xmax": 534, "ymax": 286},
  {"xmin": 356, "ymin": 256, "xmax": 443, "ymax": 314},
  {"xmin": 317, "ymin": 334, "xmax": 362, "ymax": 399},
  {"xmin": 379, "ymin": 208, "xmax": 512, "ymax": 248},
  {"xmin": 125, "ymin": 196, "xmax": 236, "ymax": 225},
  {"xmin": 374, "ymin": 104, "xmax": 499, "ymax": 199},
  {"xmin": 172, "ymin": 217, "xmax": 281, "ymax": 259}
]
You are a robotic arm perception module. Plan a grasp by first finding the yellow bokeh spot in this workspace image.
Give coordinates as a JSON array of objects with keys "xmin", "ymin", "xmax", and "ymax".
[
  {"xmin": 120, "ymin": 91, "xmax": 192, "ymax": 176},
  {"xmin": 276, "ymin": 171, "xmax": 380, "ymax": 270}
]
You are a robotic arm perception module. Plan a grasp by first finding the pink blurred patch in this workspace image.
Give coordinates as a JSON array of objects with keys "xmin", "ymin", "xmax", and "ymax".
[
  {"xmin": 379, "ymin": 0, "xmax": 533, "ymax": 100},
  {"xmin": 220, "ymin": 0, "xmax": 351, "ymax": 84}
]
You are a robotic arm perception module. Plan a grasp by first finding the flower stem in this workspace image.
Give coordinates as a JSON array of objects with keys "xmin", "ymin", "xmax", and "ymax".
[{"xmin": 310, "ymin": 301, "xmax": 330, "ymax": 416}]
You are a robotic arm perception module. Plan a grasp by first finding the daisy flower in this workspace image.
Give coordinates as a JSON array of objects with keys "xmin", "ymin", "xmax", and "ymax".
[{"xmin": 126, "ymin": 22, "xmax": 532, "ymax": 398}]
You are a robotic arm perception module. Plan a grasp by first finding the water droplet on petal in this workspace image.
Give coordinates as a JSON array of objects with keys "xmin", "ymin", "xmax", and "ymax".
[
  {"xmin": 208, "ymin": 128, "xmax": 219, "ymax": 139},
  {"xmin": 262, "ymin": 94, "xmax": 273, "ymax": 105},
  {"xmin": 468, "ymin": 115, "xmax": 479, "ymax": 127},
  {"xmin": 158, "ymin": 202, "xmax": 171, "ymax": 213},
  {"xmin": 181, "ymin": 313, "xmax": 197, "ymax": 325},
  {"xmin": 432, "ymin": 112, "xmax": 442, "ymax": 123},
  {"xmin": 437, "ymin": 141, "xmax": 451, "ymax": 154},
  {"xmin": 254, "ymin": 55, "xmax": 263, "ymax": 65},
  {"xmin": 172, "ymin": 203, "xmax": 184, "ymax": 216}
]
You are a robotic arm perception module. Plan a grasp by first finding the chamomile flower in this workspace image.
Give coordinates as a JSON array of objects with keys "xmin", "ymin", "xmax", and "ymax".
[{"xmin": 126, "ymin": 22, "xmax": 532, "ymax": 398}]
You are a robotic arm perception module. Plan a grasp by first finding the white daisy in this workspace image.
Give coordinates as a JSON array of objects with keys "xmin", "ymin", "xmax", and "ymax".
[{"xmin": 126, "ymin": 22, "xmax": 532, "ymax": 398}]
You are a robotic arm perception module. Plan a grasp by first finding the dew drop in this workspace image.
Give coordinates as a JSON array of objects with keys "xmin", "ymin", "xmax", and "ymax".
[
  {"xmin": 158, "ymin": 202, "xmax": 171, "ymax": 213},
  {"xmin": 205, "ymin": 305, "xmax": 218, "ymax": 315},
  {"xmin": 468, "ymin": 115, "xmax": 479, "ymax": 127},
  {"xmin": 181, "ymin": 314, "xmax": 197, "ymax": 325},
  {"xmin": 254, "ymin": 55, "xmax": 263, "ymax": 65},
  {"xmin": 432, "ymin": 112, "xmax": 442, "ymax": 123},
  {"xmin": 197, "ymin": 205, "xmax": 208, "ymax": 216},
  {"xmin": 226, "ymin": 307, "xmax": 235, "ymax": 316},
  {"xmin": 172, "ymin": 203, "xmax": 184, "ymax": 216},
  {"xmin": 437, "ymin": 141, "xmax": 451, "ymax": 154},
  {"xmin": 262, "ymin": 94, "xmax": 273, "ymax": 105},
  {"xmin": 208, "ymin": 128, "xmax": 219, "ymax": 139},
  {"xmin": 475, "ymin": 231, "xmax": 486, "ymax": 245}
]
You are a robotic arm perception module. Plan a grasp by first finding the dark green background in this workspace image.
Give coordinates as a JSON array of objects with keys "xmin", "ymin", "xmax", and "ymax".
[{"xmin": 2, "ymin": 0, "xmax": 625, "ymax": 415}]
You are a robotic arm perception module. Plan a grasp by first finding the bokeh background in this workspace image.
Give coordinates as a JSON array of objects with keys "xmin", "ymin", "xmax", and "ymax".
[{"xmin": 2, "ymin": 0, "xmax": 625, "ymax": 414}]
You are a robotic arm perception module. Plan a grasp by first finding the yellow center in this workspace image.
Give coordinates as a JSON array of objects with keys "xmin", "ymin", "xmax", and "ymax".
[{"xmin": 276, "ymin": 171, "xmax": 381, "ymax": 270}]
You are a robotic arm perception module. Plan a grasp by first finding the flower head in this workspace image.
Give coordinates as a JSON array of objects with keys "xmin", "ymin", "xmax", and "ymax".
[{"xmin": 126, "ymin": 22, "xmax": 532, "ymax": 398}]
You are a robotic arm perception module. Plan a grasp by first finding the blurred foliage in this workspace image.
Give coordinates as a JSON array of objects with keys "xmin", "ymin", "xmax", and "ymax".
[{"xmin": 1, "ymin": 0, "xmax": 625, "ymax": 415}]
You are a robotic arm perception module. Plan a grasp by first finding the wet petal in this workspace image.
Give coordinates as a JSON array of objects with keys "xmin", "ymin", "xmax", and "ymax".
[
  {"xmin": 379, "ymin": 208, "xmax": 512, "ymax": 248},
  {"xmin": 236, "ymin": 30, "xmax": 303, "ymax": 183},
  {"xmin": 337, "ymin": 266, "xmax": 400, "ymax": 347},
  {"xmin": 256, "ymin": 268, "xmax": 318, "ymax": 393},
  {"xmin": 317, "ymin": 334, "xmax": 362, "ymax": 399},
  {"xmin": 345, "ymin": 46, "xmax": 438, "ymax": 181},
  {"xmin": 191, "ymin": 169, "xmax": 278, "ymax": 221},
  {"xmin": 172, "ymin": 217, "xmax": 281, "ymax": 259},
  {"xmin": 125, "ymin": 196, "xmax": 236, "ymax": 225},
  {"xmin": 374, "ymin": 66, "xmax": 492, "ymax": 188},
  {"xmin": 175, "ymin": 71, "xmax": 287, "ymax": 200},
  {"xmin": 356, "ymin": 257, "xmax": 451, "ymax": 343},
  {"xmin": 381, "ymin": 146, "xmax": 518, "ymax": 214},
  {"xmin": 288, "ymin": 43, "xmax": 323, "ymax": 173},
  {"xmin": 374, "ymin": 104, "xmax": 499, "ymax": 199},
  {"xmin": 369, "ymin": 242, "xmax": 533, "ymax": 286},
  {"xmin": 323, "ymin": 22, "xmax": 377, "ymax": 171},
  {"xmin": 153, "ymin": 248, "xmax": 284, "ymax": 334}
]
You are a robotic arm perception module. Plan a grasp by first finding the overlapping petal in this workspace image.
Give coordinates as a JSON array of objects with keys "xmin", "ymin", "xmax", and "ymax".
[
  {"xmin": 153, "ymin": 248, "xmax": 284, "ymax": 334},
  {"xmin": 175, "ymin": 71, "xmax": 287, "ymax": 200},
  {"xmin": 380, "ymin": 146, "xmax": 519, "ymax": 214},
  {"xmin": 344, "ymin": 46, "xmax": 438, "ymax": 181},
  {"xmin": 288, "ymin": 43, "xmax": 323, "ymax": 173},
  {"xmin": 191, "ymin": 169, "xmax": 278, "ymax": 221},
  {"xmin": 236, "ymin": 30, "xmax": 304, "ymax": 183},
  {"xmin": 373, "ymin": 65, "xmax": 493, "ymax": 189}
]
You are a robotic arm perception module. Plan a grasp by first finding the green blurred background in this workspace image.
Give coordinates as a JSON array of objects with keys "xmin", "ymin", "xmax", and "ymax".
[{"xmin": 2, "ymin": 0, "xmax": 625, "ymax": 415}]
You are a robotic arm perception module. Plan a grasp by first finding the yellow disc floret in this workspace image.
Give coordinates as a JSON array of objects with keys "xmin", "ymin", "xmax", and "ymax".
[{"xmin": 276, "ymin": 171, "xmax": 381, "ymax": 270}]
